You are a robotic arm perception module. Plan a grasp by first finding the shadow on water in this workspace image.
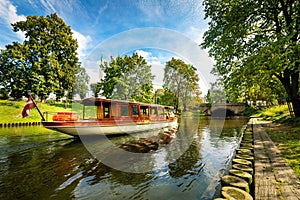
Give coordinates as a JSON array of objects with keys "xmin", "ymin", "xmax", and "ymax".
[{"xmin": 0, "ymin": 117, "xmax": 247, "ymax": 200}]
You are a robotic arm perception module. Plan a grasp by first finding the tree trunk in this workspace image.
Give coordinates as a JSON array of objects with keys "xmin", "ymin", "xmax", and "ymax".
[
  {"xmin": 183, "ymin": 103, "xmax": 187, "ymax": 112},
  {"xmin": 289, "ymin": 71, "xmax": 300, "ymax": 117},
  {"xmin": 291, "ymin": 96, "xmax": 300, "ymax": 117},
  {"xmin": 278, "ymin": 69, "xmax": 300, "ymax": 117}
]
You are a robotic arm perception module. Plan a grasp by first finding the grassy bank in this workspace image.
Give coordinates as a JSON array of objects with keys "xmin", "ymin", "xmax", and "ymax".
[
  {"xmin": 255, "ymin": 105, "xmax": 300, "ymax": 179},
  {"xmin": 255, "ymin": 104, "xmax": 300, "ymax": 124},
  {"xmin": 0, "ymin": 99, "xmax": 81, "ymax": 123}
]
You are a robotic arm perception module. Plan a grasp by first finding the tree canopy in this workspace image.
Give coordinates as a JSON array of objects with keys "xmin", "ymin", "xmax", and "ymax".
[
  {"xmin": 99, "ymin": 53, "xmax": 154, "ymax": 103},
  {"xmin": 163, "ymin": 58, "xmax": 200, "ymax": 111},
  {"xmin": 154, "ymin": 88, "xmax": 177, "ymax": 107},
  {"xmin": 73, "ymin": 67, "xmax": 90, "ymax": 99},
  {"xmin": 201, "ymin": 0, "xmax": 300, "ymax": 116},
  {"xmin": 0, "ymin": 13, "xmax": 88, "ymax": 100}
]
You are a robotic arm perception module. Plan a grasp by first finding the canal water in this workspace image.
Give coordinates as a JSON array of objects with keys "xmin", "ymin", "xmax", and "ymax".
[{"xmin": 0, "ymin": 117, "xmax": 247, "ymax": 200}]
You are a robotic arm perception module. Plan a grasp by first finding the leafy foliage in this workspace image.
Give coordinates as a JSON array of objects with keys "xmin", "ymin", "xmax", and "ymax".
[
  {"xmin": 201, "ymin": 0, "xmax": 300, "ymax": 116},
  {"xmin": 99, "ymin": 53, "xmax": 154, "ymax": 103},
  {"xmin": 0, "ymin": 13, "xmax": 88, "ymax": 100},
  {"xmin": 163, "ymin": 58, "xmax": 200, "ymax": 111},
  {"xmin": 73, "ymin": 67, "xmax": 90, "ymax": 99},
  {"xmin": 154, "ymin": 88, "xmax": 177, "ymax": 106},
  {"xmin": 90, "ymin": 82, "xmax": 100, "ymax": 98},
  {"xmin": 205, "ymin": 82, "xmax": 227, "ymax": 104}
]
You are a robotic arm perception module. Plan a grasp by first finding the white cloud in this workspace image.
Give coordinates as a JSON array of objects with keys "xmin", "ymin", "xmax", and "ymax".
[
  {"xmin": 0, "ymin": 0, "xmax": 26, "ymax": 41},
  {"xmin": 135, "ymin": 50, "xmax": 160, "ymax": 63},
  {"xmin": 85, "ymin": 67, "xmax": 100, "ymax": 84},
  {"xmin": 151, "ymin": 62, "xmax": 165, "ymax": 89},
  {"xmin": 183, "ymin": 26, "xmax": 214, "ymax": 63},
  {"xmin": 136, "ymin": 49, "xmax": 150, "ymax": 59},
  {"xmin": 136, "ymin": 1, "xmax": 164, "ymax": 23},
  {"xmin": 39, "ymin": 0, "xmax": 57, "ymax": 13},
  {"xmin": 72, "ymin": 30, "xmax": 92, "ymax": 60},
  {"xmin": 135, "ymin": 50, "xmax": 167, "ymax": 88},
  {"xmin": 0, "ymin": 0, "xmax": 26, "ymax": 24},
  {"xmin": 81, "ymin": 28, "xmax": 215, "ymax": 95},
  {"xmin": 184, "ymin": 26, "xmax": 205, "ymax": 45}
]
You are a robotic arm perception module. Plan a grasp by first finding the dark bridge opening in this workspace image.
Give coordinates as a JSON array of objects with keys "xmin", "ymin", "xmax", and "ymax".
[{"xmin": 211, "ymin": 108, "xmax": 235, "ymax": 117}]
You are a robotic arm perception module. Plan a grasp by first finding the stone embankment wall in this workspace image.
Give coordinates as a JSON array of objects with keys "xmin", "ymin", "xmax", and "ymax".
[
  {"xmin": 215, "ymin": 123, "xmax": 254, "ymax": 200},
  {"xmin": 0, "ymin": 122, "xmax": 41, "ymax": 127}
]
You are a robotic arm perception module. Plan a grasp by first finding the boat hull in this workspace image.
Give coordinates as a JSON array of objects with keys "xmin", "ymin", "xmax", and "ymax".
[{"xmin": 42, "ymin": 120, "xmax": 178, "ymax": 137}]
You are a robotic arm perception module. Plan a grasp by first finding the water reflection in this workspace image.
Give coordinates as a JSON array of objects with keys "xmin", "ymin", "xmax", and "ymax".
[{"xmin": 0, "ymin": 117, "xmax": 247, "ymax": 200}]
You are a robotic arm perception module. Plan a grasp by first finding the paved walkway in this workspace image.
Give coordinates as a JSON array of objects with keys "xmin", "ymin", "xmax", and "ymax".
[{"xmin": 251, "ymin": 117, "xmax": 300, "ymax": 200}]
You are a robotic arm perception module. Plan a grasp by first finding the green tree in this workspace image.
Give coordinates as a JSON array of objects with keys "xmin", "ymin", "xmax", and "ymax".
[
  {"xmin": 205, "ymin": 90, "xmax": 212, "ymax": 104},
  {"xmin": 0, "ymin": 13, "xmax": 81, "ymax": 100},
  {"xmin": 90, "ymin": 82, "xmax": 100, "ymax": 97},
  {"xmin": 222, "ymin": 58, "xmax": 287, "ymax": 105},
  {"xmin": 0, "ymin": 42, "xmax": 29, "ymax": 99},
  {"xmin": 201, "ymin": 0, "xmax": 300, "ymax": 116},
  {"xmin": 73, "ymin": 67, "xmax": 90, "ymax": 99},
  {"xmin": 99, "ymin": 53, "xmax": 154, "ymax": 103},
  {"xmin": 154, "ymin": 88, "xmax": 177, "ymax": 106},
  {"xmin": 206, "ymin": 81, "xmax": 227, "ymax": 104},
  {"xmin": 163, "ymin": 58, "xmax": 200, "ymax": 111}
]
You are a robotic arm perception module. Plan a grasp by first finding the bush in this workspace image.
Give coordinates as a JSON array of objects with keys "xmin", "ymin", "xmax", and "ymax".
[
  {"xmin": 259, "ymin": 105, "xmax": 291, "ymax": 121},
  {"xmin": 243, "ymin": 106, "xmax": 260, "ymax": 116}
]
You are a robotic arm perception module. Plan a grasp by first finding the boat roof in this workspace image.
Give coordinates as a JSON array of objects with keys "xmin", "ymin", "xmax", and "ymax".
[{"xmin": 81, "ymin": 97, "xmax": 174, "ymax": 109}]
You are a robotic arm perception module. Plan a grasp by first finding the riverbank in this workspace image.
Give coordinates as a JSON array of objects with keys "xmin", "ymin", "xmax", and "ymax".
[
  {"xmin": 252, "ymin": 105, "xmax": 300, "ymax": 179},
  {"xmin": 0, "ymin": 121, "xmax": 42, "ymax": 127},
  {"xmin": 251, "ymin": 117, "xmax": 300, "ymax": 199},
  {"xmin": 0, "ymin": 99, "xmax": 80, "ymax": 124},
  {"xmin": 217, "ymin": 117, "xmax": 300, "ymax": 199}
]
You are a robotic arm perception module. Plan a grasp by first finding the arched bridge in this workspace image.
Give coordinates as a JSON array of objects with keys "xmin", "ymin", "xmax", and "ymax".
[{"xmin": 199, "ymin": 103, "xmax": 248, "ymax": 116}]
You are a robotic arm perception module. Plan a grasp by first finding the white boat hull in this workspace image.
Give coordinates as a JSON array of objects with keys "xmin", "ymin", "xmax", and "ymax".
[{"xmin": 44, "ymin": 120, "xmax": 178, "ymax": 137}]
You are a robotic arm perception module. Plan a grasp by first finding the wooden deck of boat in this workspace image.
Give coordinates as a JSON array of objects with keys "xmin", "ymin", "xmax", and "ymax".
[{"xmin": 251, "ymin": 117, "xmax": 300, "ymax": 200}]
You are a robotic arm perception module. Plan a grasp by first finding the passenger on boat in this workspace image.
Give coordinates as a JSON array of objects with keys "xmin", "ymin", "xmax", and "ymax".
[
  {"xmin": 167, "ymin": 111, "xmax": 175, "ymax": 119},
  {"xmin": 169, "ymin": 111, "xmax": 175, "ymax": 118}
]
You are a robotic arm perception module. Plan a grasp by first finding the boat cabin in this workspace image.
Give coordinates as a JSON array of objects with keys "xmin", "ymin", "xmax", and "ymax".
[{"xmin": 81, "ymin": 98, "xmax": 174, "ymax": 122}]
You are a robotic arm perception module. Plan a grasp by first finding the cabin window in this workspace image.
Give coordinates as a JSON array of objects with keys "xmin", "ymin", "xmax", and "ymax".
[
  {"xmin": 120, "ymin": 105, "xmax": 129, "ymax": 116},
  {"xmin": 158, "ymin": 107, "xmax": 164, "ymax": 116},
  {"xmin": 164, "ymin": 108, "xmax": 169, "ymax": 115},
  {"xmin": 111, "ymin": 103, "xmax": 118, "ymax": 116},
  {"xmin": 140, "ymin": 106, "xmax": 149, "ymax": 116},
  {"xmin": 83, "ymin": 105, "xmax": 97, "ymax": 119},
  {"xmin": 131, "ymin": 105, "xmax": 138, "ymax": 116},
  {"xmin": 103, "ymin": 102, "xmax": 110, "ymax": 118},
  {"xmin": 150, "ymin": 107, "xmax": 158, "ymax": 115}
]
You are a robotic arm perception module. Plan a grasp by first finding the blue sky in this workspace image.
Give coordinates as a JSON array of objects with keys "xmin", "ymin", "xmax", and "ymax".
[{"xmin": 0, "ymin": 0, "xmax": 215, "ymax": 95}]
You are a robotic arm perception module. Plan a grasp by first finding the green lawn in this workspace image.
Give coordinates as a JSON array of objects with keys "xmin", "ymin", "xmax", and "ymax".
[{"xmin": 0, "ymin": 99, "xmax": 83, "ymax": 123}]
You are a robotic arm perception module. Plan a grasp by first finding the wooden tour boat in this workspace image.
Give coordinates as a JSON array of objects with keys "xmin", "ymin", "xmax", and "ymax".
[{"xmin": 42, "ymin": 98, "xmax": 178, "ymax": 136}]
